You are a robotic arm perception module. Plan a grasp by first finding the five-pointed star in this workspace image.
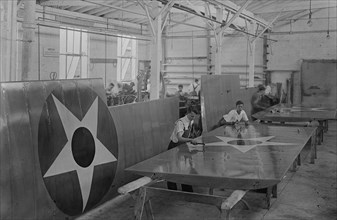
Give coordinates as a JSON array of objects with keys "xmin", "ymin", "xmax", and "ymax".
[
  {"xmin": 291, "ymin": 107, "xmax": 325, "ymax": 112},
  {"xmin": 205, "ymin": 136, "xmax": 296, "ymax": 153},
  {"xmin": 43, "ymin": 95, "xmax": 117, "ymax": 211}
]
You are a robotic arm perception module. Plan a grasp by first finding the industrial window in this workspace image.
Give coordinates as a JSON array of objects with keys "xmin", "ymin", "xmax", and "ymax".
[
  {"xmin": 59, "ymin": 27, "xmax": 88, "ymax": 79},
  {"xmin": 117, "ymin": 35, "xmax": 138, "ymax": 83}
]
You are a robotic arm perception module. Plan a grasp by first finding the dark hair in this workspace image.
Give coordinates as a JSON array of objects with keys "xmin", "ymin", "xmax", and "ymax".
[
  {"xmin": 236, "ymin": 100, "xmax": 244, "ymax": 106},
  {"xmin": 186, "ymin": 105, "xmax": 200, "ymax": 114},
  {"xmin": 109, "ymin": 83, "xmax": 115, "ymax": 87},
  {"xmin": 178, "ymin": 84, "xmax": 183, "ymax": 88},
  {"xmin": 258, "ymin": 84, "xmax": 266, "ymax": 91},
  {"xmin": 195, "ymin": 79, "xmax": 199, "ymax": 83}
]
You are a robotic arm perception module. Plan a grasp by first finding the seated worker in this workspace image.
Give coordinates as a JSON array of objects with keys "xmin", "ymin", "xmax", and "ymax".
[
  {"xmin": 217, "ymin": 100, "xmax": 249, "ymax": 127},
  {"xmin": 251, "ymin": 84, "xmax": 268, "ymax": 120},
  {"xmin": 105, "ymin": 83, "xmax": 116, "ymax": 106},
  {"xmin": 188, "ymin": 79, "xmax": 200, "ymax": 96},
  {"xmin": 175, "ymin": 84, "xmax": 184, "ymax": 95},
  {"xmin": 167, "ymin": 105, "xmax": 200, "ymax": 192}
]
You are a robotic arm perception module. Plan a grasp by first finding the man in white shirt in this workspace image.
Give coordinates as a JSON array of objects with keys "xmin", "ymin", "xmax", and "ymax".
[
  {"xmin": 167, "ymin": 106, "xmax": 200, "ymax": 192},
  {"xmin": 217, "ymin": 100, "xmax": 249, "ymax": 127},
  {"xmin": 168, "ymin": 106, "xmax": 199, "ymax": 149},
  {"xmin": 188, "ymin": 79, "xmax": 200, "ymax": 96}
]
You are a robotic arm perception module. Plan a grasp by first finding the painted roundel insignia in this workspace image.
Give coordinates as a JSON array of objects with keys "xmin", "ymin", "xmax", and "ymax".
[{"xmin": 38, "ymin": 87, "xmax": 118, "ymax": 216}]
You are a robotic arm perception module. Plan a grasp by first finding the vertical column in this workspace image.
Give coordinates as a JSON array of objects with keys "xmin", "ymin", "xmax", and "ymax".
[
  {"xmin": 150, "ymin": 1, "xmax": 162, "ymax": 100},
  {"xmin": 0, "ymin": 0, "xmax": 18, "ymax": 81},
  {"xmin": 21, "ymin": 0, "xmax": 36, "ymax": 80},
  {"xmin": 214, "ymin": 6, "xmax": 223, "ymax": 75},
  {"xmin": 248, "ymin": 21, "xmax": 256, "ymax": 87},
  {"xmin": 263, "ymin": 34, "xmax": 269, "ymax": 85},
  {"xmin": 206, "ymin": 29, "xmax": 212, "ymax": 74}
]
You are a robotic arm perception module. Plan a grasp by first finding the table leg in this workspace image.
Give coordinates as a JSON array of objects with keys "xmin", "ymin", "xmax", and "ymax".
[
  {"xmin": 272, "ymin": 185, "xmax": 277, "ymax": 198},
  {"xmin": 144, "ymin": 200, "xmax": 154, "ymax": 220},
  {"xmin": 318, "ymin": 120, "xmax": 324, "ymax": 144},
  {"xmin": 266, "ymin": 186, "xmax": 272, "ymax": 209},
  {"xmin": 297, "ymin": 153, "xmax": 301, "ymax": 166},
  {"xmin": 290, "ymin": 157, "xmax": 298, "ymax": 172},
  {"xmin": 310, "ymin": 132, "xmax": 317, "ymax": 164},
  {"xmin": 323, "ymin": 120, "xmax": 329, "ymax": 132},
  {"xmin": 134, "ymin": 187, "xmax": 153, "ymax": 220}
]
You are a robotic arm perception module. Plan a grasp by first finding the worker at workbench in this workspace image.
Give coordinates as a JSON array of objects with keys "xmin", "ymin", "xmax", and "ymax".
[
  {"xmin": 167, "ymin": 105, "xmax": 200, "ymax": 192},
  {"xmin": 251, "ymin": 84, "xmax": 269, "ymax": 120},
  {"xmin": 215, "ymin": 100, "xmax": 249, "ymax": 129}
]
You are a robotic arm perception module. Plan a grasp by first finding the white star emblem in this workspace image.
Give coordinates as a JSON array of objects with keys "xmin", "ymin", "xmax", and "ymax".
[
  {"xmin": 205, "ymin": 136, "xmax": 296, "ymax": 153},
  {"xmin": 43, "ymin": 95, "xmax": 117, "ymax": 211},
  {"xmin": 291, "ymin": 107, "xmax": 326, "ymax": 112}
]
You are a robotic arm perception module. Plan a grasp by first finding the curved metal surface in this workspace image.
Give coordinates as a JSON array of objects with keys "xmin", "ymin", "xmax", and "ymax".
[
  {"xmin": 0, "ymin": 79, "xmax": 118, "ymax": 219},
  {"xmin": 126, "ymin": 123, "xmax": 316, "ymax": 190}
]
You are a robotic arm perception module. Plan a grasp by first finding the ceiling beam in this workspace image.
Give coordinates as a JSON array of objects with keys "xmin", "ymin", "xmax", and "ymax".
[
  {"xmin": 167, "ymin": 18, "xmax": 209, "ymax": 30},
  {"xmin": 254, "ymin": 1, "xmax": 337, "ymax": 14},
  {"xmin": 204, "ymin": 0, "xmax": 269, "ymax": 28},
  {"xmin": 272, "ymin": 8, "xmax": 324, "ymax": 29},
  {"xmin": 35, "ymin": 4, "xmax": 147, "ymax": 32},
  {"xmin": 40, "ymin": 0, "xmax": 92, "ymax": 7},
  {"xmin": 103, "ymin": 2, "xmax": 136, "ymax": 17},
  {"xmin": 76, "ymin": 6, "xmax": 98, "ymax": 13},
  {"xmin": 252, "ymin": 10, "xmax": 282, "ymax": 43},
  {"xmin": 81, "ymin": 0, "xmax": 146, "ymax": 17},
  {"xmin": 219, "ymin": 0, "xmax": 252, "ymax": 31}
]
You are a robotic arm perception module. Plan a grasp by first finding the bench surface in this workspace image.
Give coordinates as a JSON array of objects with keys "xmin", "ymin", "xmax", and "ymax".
[
  {"xmin": 126, "ymin": 123, "xmax": 316, "ymax": 190},
  {"xmin": 253, "ymin": 104, "xmax": 337, "ymax": 122}
]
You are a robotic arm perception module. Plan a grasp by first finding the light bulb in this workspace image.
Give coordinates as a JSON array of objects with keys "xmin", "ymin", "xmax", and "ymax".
[{"xmin": 307, "ymin": 19, "xmax": 313, "ymax": 27}]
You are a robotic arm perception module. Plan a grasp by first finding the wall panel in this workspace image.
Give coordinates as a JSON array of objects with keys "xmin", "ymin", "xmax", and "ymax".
[
  {"xmin": 201, "ymin": 75, "xmax": 257, "ymax": 132},
  {"xmin": 301, "ymin": 60, "xmax": 336, "ymax": 108}
]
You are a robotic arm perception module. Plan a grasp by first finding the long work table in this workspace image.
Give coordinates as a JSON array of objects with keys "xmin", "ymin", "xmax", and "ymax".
[
  {"xmin": 124, "ymin": 123, "xmax": 317, "ymax": 220},
  {"xmin": 252, "ymin": 103, "xmax": 337, "ymax": 144}
]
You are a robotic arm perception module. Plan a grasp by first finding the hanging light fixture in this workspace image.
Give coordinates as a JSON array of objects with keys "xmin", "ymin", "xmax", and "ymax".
[
  {"xmin": 327, "ymin": 0, "xmax": 330, "ymax": 39},
  {"xmin": 307, "ymin": 0, "xmax": 313, "ymax": 27}
]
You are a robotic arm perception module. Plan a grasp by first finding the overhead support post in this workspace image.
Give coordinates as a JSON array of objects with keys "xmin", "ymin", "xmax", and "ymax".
[
  {"xmin": 248, "ymin": 21, "xmax": 257, "ymax": 87},
  {"xmin": 22, "ymin": 0, "xmax": 36, "ymax": 80},
  {"xmin": 0, "ymin": 0, "xmax": 18, "ymax": 81},
  {"xmin": 137, "ymin": 0, "xmax": 165, "ymax": 100},
  {"xmin": 214, "ymin": 6, "xmax": 223, "ymax": 75}
]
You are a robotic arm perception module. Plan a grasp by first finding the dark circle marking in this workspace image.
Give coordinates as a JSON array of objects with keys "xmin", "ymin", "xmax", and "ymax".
[
  {"xmin": 228, "ymin": 140, "xmax": 263, "ymax": 146},
  {"xmin": 38, "ymin": 87, "xmax": 119, "ymax": 216},
  {"xmin": 71, "ymin": 127, "xmax": 95, "ymax": 168}
]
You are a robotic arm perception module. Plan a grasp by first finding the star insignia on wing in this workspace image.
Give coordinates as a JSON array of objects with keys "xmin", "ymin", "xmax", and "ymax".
[
  {"xmin": 43, "ymin": 95, "xmax": 117, "ymax": 211},
  {"xmin": 205, "ymin": 136, "xmax": 296, "ymax": 153}
]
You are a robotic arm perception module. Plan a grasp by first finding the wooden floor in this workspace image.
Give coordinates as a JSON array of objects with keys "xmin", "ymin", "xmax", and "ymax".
[{"xmin": 77, "ymin": 121, "xmax": 337, "ymax": 220}]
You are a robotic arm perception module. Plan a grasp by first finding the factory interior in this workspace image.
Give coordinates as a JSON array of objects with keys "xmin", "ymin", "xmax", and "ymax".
[{"xmin": 0, "ymin": 0, "xmax": 336, "ymax": 219}]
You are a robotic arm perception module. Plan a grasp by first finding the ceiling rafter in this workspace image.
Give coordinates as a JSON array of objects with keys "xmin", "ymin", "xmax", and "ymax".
[
  {"xmin": 273, "ymin": 7, "xmax": 324, "ymax": 29},
  {"xmin": 103, "ymin": 2, "xmax": 136, "ymax": 17},
  {"xmin": 204, "ymin": 0, "xmax": 269, "ymax": 28},
  {"xmin": 81, "ymin": 0, "xmax": 146, "ymax": 17},
  {"xmin": 254, "ymin": 0, "xmax": 337, "ymax": 14},
  {"xmin": 76, "ymin": 6, "xmax": 98, "ymax": 13},
  {"xmin": 155, "ymin": 0, "xmax": 276, "ymax": 41}
]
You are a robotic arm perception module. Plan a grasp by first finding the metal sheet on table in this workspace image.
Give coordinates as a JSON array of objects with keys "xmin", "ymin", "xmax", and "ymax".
[
  {"xmin": 253, "ymin": 103, "xmax": 337, "ymax": 122},
  {"xmin": 126, "ymin": 123, "xmax": 316, "ymax": 190}
]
